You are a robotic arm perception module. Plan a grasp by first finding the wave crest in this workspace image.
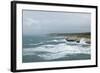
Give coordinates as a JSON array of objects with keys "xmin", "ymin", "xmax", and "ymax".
[{"xmin": 23, "ymin": 43, "xmax": 90, "ymax": 60}]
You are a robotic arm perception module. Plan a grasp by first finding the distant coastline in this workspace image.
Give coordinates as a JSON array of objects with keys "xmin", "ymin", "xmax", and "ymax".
[{"xmin": 48, "ymin": 32, "xmax": 90, "ymax": 37}]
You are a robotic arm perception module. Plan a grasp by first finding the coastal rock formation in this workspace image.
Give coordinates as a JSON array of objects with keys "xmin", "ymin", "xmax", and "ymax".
[{"xmin": 65, "ymin": 36, "xmax": 91, "ymax": 45}]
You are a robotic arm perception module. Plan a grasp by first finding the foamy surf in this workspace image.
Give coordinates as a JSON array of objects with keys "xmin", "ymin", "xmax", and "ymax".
[{"xmin": 23, "ymin": 43, "xmax": 90, "ymax": 60}]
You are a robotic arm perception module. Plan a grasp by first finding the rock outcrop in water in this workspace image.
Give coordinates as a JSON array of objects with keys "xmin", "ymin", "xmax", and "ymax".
[
  {"xmin": 65, "ymin": 36, "xmax": 91, "ymax": 44},
  {"xmin": 48, "ymin": 32, "xmax": 91, "ymax": 45}
]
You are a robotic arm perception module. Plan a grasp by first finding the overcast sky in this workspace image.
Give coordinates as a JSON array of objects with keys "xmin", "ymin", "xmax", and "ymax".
[{"xmin": 23, "ymin": 10, "xmax": 91, "ymax": 35}]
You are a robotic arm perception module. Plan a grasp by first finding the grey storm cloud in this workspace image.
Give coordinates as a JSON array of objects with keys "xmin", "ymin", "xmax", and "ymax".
[{"xmin": 23, "ymin": 10, "xmax": 91, "ymax": 35}]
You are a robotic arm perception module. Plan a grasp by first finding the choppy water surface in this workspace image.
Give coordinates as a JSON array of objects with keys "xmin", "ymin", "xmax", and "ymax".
[{"xmin": 22, "ymin": 36, "xmax": 91, "ymax": 63}]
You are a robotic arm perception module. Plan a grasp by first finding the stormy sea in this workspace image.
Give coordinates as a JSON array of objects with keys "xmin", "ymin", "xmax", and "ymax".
[{"xmin": 22, "ymin": 35, "xmax": 91, "ymax": 63}]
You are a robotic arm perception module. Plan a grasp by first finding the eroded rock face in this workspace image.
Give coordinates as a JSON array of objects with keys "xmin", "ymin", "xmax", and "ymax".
[{"xmin": 65, "ymin": 36, "xmax": 91, "ymax": 45}]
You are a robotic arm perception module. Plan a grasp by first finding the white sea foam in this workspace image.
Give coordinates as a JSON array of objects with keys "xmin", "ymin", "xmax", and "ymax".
[
  {"xmin": 23, "ymin": 42, "xmax": 90, "ymax": 60},
  {"xmin": 51, "ymin": 39, "xmax": 66, "ymax": 42},
  {"xmin": 38, "ymin": 52, "xmax": 68, "ymax": 60}
]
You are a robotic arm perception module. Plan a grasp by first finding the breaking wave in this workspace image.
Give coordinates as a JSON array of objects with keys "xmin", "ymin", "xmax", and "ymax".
[{"xmin": 23, "ymin": 39, "xmax": 90, "ymax": 60}]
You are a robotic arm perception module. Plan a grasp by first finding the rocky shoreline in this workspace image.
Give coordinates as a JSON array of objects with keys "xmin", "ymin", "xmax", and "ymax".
[
  {"xmin": 48, "ymin": 32, "xmax": 91, "ymax": 44},
  {"xmin": 65, "ymin": 36, "xmax": 91, "ymax": 44}
]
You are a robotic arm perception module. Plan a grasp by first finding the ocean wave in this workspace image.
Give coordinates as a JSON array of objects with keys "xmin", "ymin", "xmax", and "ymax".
[
  {"xmin": 23, "ymin": 43, "xmax": 90, "ymax": 60},
  {"xmin": 24, "ymin": 42, "xmax": 43, "ymax": 46},
  {"xmin": 24, "ymin": 39, "xmax": 66, "ymax": 46}
]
